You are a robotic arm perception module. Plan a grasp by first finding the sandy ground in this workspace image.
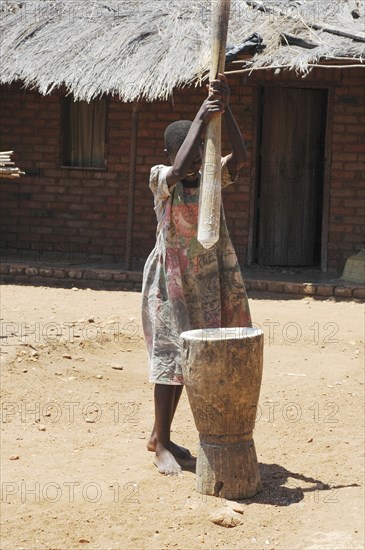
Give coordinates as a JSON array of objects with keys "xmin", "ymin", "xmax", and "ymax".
[{"xmin": 0, "ymin": 284, "xmax": 364, "ymax": 550}]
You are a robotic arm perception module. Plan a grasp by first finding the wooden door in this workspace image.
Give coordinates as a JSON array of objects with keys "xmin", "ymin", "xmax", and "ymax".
[{"xmin": 257, "ymin": 87, "xmax": 327, "ymax": 266}]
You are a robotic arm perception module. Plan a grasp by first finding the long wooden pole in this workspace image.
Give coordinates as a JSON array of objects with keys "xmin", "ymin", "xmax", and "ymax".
[{"xmin": 197, "ymin": 0, "xmax": 231, "ymax": 249}]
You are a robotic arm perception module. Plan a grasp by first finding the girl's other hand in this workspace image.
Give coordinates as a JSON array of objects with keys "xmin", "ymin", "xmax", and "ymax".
[{"xmin": 207, "ymin": 73, "xmax": 230, "ymax": 107}]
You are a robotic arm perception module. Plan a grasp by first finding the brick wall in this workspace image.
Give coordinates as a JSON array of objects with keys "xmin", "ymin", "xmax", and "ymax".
[
  {"xmin": 0, "ymin": 85, "xmax": 132, "ymax": 263},
  {"xmin": 0, "ymin": 67, "xmax": 364, "ymax": 272},
  {"xmin": 329, "ymin": 69, "xmax": 365, "ymax": 270},
  {"xmin": 0, "ymin": 80, "xmax": 253, "ymax": 268}
]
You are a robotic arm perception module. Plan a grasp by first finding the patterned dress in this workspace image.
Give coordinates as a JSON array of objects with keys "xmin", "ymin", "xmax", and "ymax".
[{"xmin": 141, "ymin": 159, "xmax": 252, "ymax": 385}]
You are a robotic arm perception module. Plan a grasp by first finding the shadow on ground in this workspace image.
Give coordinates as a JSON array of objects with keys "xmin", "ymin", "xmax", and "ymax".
[
  {"xmin": 241, "ymin": 463, "xmax": 360, "ymax": 506},
  {"xmin": 183, "ymin": 460, "xmax": 360, "ymax": 505}
]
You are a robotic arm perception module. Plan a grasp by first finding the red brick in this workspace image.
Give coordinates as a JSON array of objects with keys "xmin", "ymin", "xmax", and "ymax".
[
  {"xmin": 283, "ymin": 283, "xmax": 301, "ymax": 294},
  {"xmin": 343, "ymin": 233, "xmax": 365, "ymax": 242},
  {"xmin": 331, "ymin": 207, "xmax": 356, "ymax": 216},
  {"xmin": 68, "ymin": 270, "xmax": 83, "ymax": 279},
  {"xmin": 345, "ymin": 145, "xmax": 365, "ymax": 154},
  {"xmin": 53, "ymin": 269, "xmax": 67, "ymax": 278},
  {"xmin": 113, "ymin": 273, "xmax": 128, "ymax": 282},
  {"xmin": 316, "ymin": 285, "xmax": 334, "ymax": 297},
  {"xmin": 343, "ymin": 216, "xmax": 365, "ymax": 225},
  {"xmin": 333, "ymin": 133, "xmax": 358, "ymax": 143},
  {"xmin": 38, "ymin": 268, "xmax": 54, "ymax": 277},
  {"xmin": 344, "ymin": 199, "xmax": 364, "ymax": 208},
  {"xmin": 334, "ymin": 287, "xmax": 353, "ymax": 297},
  {"xmin": 353, "ymin": 288, "xmax": 365, "ymax": 300},
  {"xmin": 96, "ymin": 271, "xmax": 113, "ymax": 281},
  {"xmin": 331, "ymin": 170, "xmax": 356, "ymax": 179},
  {"xmin": 343, "ymin": 162, "xmax": 365, "ymax": 171},
  {"xmin": 83, "ymin": 270, "xmax": 101, "ymax": 280},
  {"xmin": 267, "ymin": 281, "xmax": 284, "ymax": 293},
  {"xmin": 249, "ymin": 281, "xmax": 268, "ymax": 292},
  {"xmin": 125, "ymin": 271, "xmax": 143, "ymax": 283},
  {"xmin": 334, "ymin": 115, "xmax": 358, "ymax": 124},
  {"xmin": 335, "ymin": 153, "xmax": 357, "ymax": 162},
  {"xmin": 9, "ymin": 265, "xmax": 26, "ymax": 275}
]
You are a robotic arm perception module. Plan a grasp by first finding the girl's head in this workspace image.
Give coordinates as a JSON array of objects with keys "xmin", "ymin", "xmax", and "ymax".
[
  {"xmin": 164, "ymin": 120, "xmax": 203, "ymax": 183},
  {"xmin": 164, "ymin": 120, "xmax": 192, "ymax": 156}
]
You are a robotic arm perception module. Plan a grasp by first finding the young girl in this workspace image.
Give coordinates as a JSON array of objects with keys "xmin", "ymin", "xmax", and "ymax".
[{"xmin": 142, "ymin": 74, "xmax": 252, "ymax": 475}]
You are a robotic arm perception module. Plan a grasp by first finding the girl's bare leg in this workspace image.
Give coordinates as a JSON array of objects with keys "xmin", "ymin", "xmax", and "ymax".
[
  {"xmin": 148, "ymin": 385, "xmax": 193, "ymax": 459},
  {"xmin": 152, "ymin": 384, "xmax": 182, "ymax": 475}
]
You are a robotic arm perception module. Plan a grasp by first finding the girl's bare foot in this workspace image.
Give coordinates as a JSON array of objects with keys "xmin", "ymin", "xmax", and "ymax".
[
  {"xmin": 153, "ymin": 444, "xmax": 182, "ymax": 476},
  {"xmin": 147, "ymin": 436, "xmax": 193, "ymax": 460}
]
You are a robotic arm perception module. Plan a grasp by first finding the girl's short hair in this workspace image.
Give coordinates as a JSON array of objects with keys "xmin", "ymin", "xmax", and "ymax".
[{"xmin": 164, "ymin": 120, "xmax": 192, "ymax": 154}]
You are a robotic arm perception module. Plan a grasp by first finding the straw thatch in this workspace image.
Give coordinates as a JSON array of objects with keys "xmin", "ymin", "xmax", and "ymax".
[{"xmin": 1, "ymin": 0, "xmax": 364, "ymax": 101}]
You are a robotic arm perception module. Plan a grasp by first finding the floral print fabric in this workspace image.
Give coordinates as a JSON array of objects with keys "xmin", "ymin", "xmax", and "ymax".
[{"xmin": 142, "ymin": 159, "xmax": 252, "ymax": 385}]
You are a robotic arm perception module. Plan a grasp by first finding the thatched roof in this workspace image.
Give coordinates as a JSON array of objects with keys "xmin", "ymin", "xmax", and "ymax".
[{"xmin": 1, "ymin": 0, "xmax": 364, "ymax": 101}]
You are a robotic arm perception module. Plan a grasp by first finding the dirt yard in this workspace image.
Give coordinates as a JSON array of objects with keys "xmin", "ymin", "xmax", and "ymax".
[{"xmin": 1, "ymin": 284, "xmax": 364, "ymax": 549}]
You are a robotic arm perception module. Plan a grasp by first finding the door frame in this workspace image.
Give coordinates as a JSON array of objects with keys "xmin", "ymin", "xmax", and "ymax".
[{"xmin": 248, "ymin": 80, "xmax": 335, "ymax": 272}]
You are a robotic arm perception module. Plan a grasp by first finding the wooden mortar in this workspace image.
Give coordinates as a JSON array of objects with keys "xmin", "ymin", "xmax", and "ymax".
[{"xmin": 181, "ymin": 327, "xmax": 263, "ymax": 499}]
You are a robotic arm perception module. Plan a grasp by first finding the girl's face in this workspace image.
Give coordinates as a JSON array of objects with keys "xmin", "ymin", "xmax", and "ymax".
[
  {"xmin": 169, "ymin": 144, "xmax": 204, "ymax": 181},
  {"xmin": 185, "ymin": 147, "xmax": 203, "ymax": 181}
]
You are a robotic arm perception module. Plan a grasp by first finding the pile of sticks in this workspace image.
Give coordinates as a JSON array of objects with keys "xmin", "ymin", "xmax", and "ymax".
[{"xmin": 0, "ymin": 151, "xmax": 24, "ymax": 178}]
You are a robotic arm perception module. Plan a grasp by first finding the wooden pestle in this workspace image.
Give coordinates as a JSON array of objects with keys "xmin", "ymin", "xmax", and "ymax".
[{"xmin": 197, "ymin": 0, "xmax": 231, "ymax": 249}]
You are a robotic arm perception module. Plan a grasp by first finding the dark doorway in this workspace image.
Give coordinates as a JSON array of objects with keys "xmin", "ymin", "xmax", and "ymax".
[{"xmin": 255, "ymin": 86, "xmax": 328, "ymax": 266}]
